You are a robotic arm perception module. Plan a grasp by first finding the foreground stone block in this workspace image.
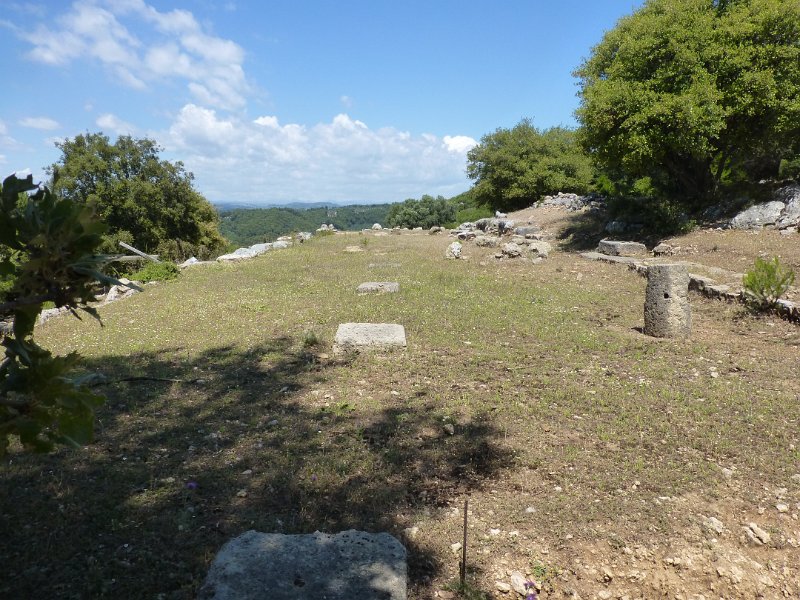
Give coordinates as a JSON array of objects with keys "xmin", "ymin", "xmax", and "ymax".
[
  {"xmin": 334, "ymin": 323, "xmax": 407, "ymax": 353},
  {"xmin": 199, "ymin": 530, "xmax": 407, "ymax": 600},
  {"xmin": 644, "ymin": 264, "xmax": 691, "ymax": 338},
  {"xmin": 597, "ymin": 239, "xmax": 648, "ymax": 257},
  {"xmin": 357, "ymin": 282, "xmax": 400, "ymax": 294}
]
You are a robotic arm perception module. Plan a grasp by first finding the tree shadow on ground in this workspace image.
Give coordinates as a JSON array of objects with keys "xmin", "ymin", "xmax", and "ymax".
[
  {"xmin": 556, "ymin": 208, "xmax": 609, "ymax": 252},
  {"xmin": 0, "ymin": 337, "xmax": 509, "ymax": 599}
]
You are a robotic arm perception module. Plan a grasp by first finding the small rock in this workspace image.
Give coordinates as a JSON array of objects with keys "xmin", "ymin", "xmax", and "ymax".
[
  {"xmin": 236, "ymin": 490, "xmax": 248, "ymax": 498},
  {"xmin": 791, "ymin": 474, "xmax": 800, "ymax": 484},
  {"xmin": 776, "ymin": 503, "xmax": 789, "ymax": 513},
  {"xmin": 445, "ymin": 242, "xmax": 463, "ymax": 259},
  {"xmin": 509, "ymin": 572, "xmax": 527, "ymax": 595},
  {"xmin": 703, "ymin": 516, "xmax": 725, "ymax": 534},
  {"xmin": 597, "ymin": 591, "xmax": 613, "ymax": 600},
  {"xmin": 495, "ymin": 581, "xmax": 511, "ymax": 593},
  {"xmin": 745, "ymin": 522, "xmax": 771, "ymax": 545},
  {"xmin": 501, "ymin": 242, "xmax": 522, "ymax": 258},
  {"xmin": 443, "ymin": 423, "xmax": 455, "ymax": 435},
  {"xmin": 403, "ymin": 526, "xmax": 419, "ymax": 541},
  {"xmin": 489, "ymin": 528, "xmax": 501, "ymax": 536},
  {"xmin": 449, "ymin": 542, "xmax": 462, "ymax": 554}
]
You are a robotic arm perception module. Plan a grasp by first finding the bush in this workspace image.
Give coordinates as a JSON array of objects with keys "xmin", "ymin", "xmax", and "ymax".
[
  {"xmin": 742, "ymin": 257, "xmax": 795, "ymax": 311},
  {"xmin": 128, "ymin": 261, "xmax": 180, "ymax": 283}
]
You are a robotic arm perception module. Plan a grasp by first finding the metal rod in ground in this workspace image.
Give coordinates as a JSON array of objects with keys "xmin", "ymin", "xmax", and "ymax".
[{"xmin": 459, "ymin": 498, "xmax": 468, "ymax": 586}]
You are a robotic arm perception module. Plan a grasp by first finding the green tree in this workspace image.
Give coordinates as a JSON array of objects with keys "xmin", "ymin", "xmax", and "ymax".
[
  {"xmin": 1, "ymin": 174, "xmax": 126, "ymax": 455},
  {"xmin": 50, "ymin": 133, "xmax": 226, "ymax": 260},
  {"xmin": 385, "ymin": 195, "xmax": 456, "ymax": 229},
  {"xmin": 465, "ymin": 120, "xmax": 595, "ymax": 211},
  {"xmin": 575, "ymin": 0, "xmax": 800, "ymax": 202}
]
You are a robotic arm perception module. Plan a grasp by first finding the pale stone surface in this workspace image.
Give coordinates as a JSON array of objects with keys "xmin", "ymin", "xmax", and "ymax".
[
  {"xmin": 272, "ymin": 240, "xmax": 290, "ymax": 249},
  {"xmin": 474, "ymin": 235, "xmax": 500, "ymax": 248},
  {"xmin": 334, "ymin": 323, "xmax": 407, "ymax": 353},
  {"xmin": 198, "ymin": 530, "xmax": 407, "ymax": 600},
  {"xmin": 527, "ymin": 240, "xmax": 551, "ymax": 258},
  {"xmin": 372, "ymin": 223, "xmax": 383, "ymax": 230},
  {"xmin": 445, "ymin": 242, "xmax": 462, "ymax": 259},
  {"xmin": 729, "ymin": 201, "xmax": 785, "ymax": 229},
  {"xmin": 597, "ymin": 239, "xmax": 647, "ymax": 257},
  {"xmin": 644, "ymin": 264, "xmax": 691, "ymax": 338},
  {"xmin": 357, "ymin": 282, "xmax": 400, "ymax": 294}
]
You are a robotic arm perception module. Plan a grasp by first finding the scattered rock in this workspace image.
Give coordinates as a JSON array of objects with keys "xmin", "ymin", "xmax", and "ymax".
[
  {"xmin": 474, "ymin": 235, "xmax": 501, "ymax": 248},
  {"xmin": 403, "ymin": 527, "xmax": 419, "ymax": 541},
  {"xmin": 495, "ymin": 581, "xmax": 511, "ymax": 593},
  {"xmin": 356, "ymin": 282, "xmax": 400, "ymax": 294},
  {"xmin": 333, "ymin": 323, "xmax": 407, "ymax": 354},
  {"xmin": 703, "ymin": 516, "xmax": 725, "ymax": 534},
  {"xmin": 509, "ymin": 572, "xmax": 527, "ymax": 595},
  {"xmin": 445, "ymin": 242, "xmax": 462, "ymax": 259},
  {"xmin": 597, "ymin": 239, "xmax": 648, "ymax": 257},
  {"xmin": 744, "ymin": 522, "xmax": 771, "ymax": 545},
  {"xmin": 198, "ymin": 529, "xmax": 406, "ymax": 600},
  {"xmin": 429, "ymin": 226, "xmax": 444, "ymax": 234},
  {"xmin": 501, "ymin": 242, "xmax": 522, "ymax": 258},
  {"xmin": 344, "ymin": 246, "xmax": 365, "ymax": 253},
  {"xmin": 372, "ymin": 223, "xmax": 383, "ymax": 230},
  {"xmin": 442, "ymin": 423, "xmax": 455, "ymax": 435},
  {"xmin": 527, "ymin": 240, "xmax": 552, "ymax": 259},
  {"xmin": 272, "ymin": 240, "xmax": 290, "ymax": 250},
  {"xmin": 653, "ymin": 243, "xmax": 675, "ymax": 256}
]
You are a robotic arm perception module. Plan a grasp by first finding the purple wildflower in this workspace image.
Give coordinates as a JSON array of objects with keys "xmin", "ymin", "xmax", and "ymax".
[{"xmin": 186, "ymin": 481, "xmax": 198, "ymax": 490}]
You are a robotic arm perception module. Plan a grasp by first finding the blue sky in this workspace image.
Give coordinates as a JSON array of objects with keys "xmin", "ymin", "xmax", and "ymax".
[{"xmin": 0, "ymin": 0, "xmax": 642, "ymax": 205}]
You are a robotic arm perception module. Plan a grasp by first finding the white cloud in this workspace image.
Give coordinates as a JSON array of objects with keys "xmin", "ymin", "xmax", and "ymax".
[
  {"xmin": 444, "ymin": 135, "xmax": 478, "ymax": 154},
  {"xmin": 96, "ymin": 113, "xmax": 137, "ymax": 135},
  {"xmin": 162, "ymin": 106, "xmax": 473, "ymax": 203},
  {"xmin": 19, "ymin": 0, "xmax": 249, "ymax": 110},
  {"xmin": 340, "ymin": 95, "xmax": 353, "ymax": 109},
  {"xmin": 19, "ymin": 116, "xmax": 61, "ymax": 130}
]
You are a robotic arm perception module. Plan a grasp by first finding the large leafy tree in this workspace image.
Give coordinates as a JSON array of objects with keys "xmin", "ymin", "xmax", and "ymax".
[
  {"xmin": 466, "ymin": 120, "xmax": 595, "ymax": 211},
  {"xmin": 575, "ymin": 0, "xmax": 800, "ymax": 202},
  {"xmin": 50, "ymin": 133, "xmax": 226, "ymax": 259}
]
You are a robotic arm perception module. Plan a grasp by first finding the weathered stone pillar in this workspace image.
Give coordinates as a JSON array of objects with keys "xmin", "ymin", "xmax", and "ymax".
[{"xmin": 644, "ymin": 264, "xmax": 691, "ymax": 337}]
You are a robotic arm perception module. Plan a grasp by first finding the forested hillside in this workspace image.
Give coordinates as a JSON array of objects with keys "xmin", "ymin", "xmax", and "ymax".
[{"xmin": 218, "ymin": 204, "xmax": 393, "ymax": 246}]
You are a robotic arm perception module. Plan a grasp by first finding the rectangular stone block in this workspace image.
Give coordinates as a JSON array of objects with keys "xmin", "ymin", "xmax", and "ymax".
[
  {"xmin": 597, "ymin": 239, "xmax": 648, "ymax": 257},
  {"xmin": 334, "ymin": 323, "xmax": 407, "ymax": 353},
  {"xmin": 357, "ymin": 282, "xmax": 400, "ymax": 294},
  {"xmin": 199, "ymin": 530, "xmax": 407, "ymax": 600}
]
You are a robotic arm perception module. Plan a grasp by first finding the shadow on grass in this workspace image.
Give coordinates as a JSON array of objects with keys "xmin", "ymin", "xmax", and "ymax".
[
  {"xmin": 0, "ymin": 337, "xmax": 507, "ymax": 599},
  {"xmin": 556, "ymin": 208, "xmax": 608, "ymax": 252}
]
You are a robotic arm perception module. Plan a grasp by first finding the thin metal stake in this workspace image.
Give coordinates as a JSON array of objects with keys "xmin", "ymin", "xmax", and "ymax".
[{"xmin": 459, "ymin": 498, "xmax": 468, "ymax": 586}]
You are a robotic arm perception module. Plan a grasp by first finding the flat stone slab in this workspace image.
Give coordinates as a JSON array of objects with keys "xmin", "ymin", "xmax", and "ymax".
[
  {"xmin": 199, "ymin": 530, "xmax": 407, "ymax": 600},
  {"xmin": 597, "ymin": 239, "xmax": 648, "ymax": 257},
  {"xmin": 334, "ymin": 323, "xmax": 407, "ymax": 353},
  {"xmin": 357, "ymin": 282, "xmax": 400, "ymax": 294}
]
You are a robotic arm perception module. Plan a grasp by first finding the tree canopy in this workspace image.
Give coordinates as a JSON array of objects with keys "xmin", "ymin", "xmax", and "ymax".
[
  {"xmin": 466, "ymin": 120, "xmax": 595, "ymax": 211},
  {"xmin": 575, "ymin": 0, "xmax": 800, "ymax": 202},
  {"xmin": 50, "ymin": 133, "xmax": 226, "ymax": 260},
  {"xmin": 385, "ymin": 195, "xmax": 456, "ymax": 229}
]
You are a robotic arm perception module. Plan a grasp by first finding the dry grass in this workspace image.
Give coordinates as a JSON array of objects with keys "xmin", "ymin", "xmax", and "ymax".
[{"xmin": 1, "ymin": 225, "xmax": 799, "ymax": 599}]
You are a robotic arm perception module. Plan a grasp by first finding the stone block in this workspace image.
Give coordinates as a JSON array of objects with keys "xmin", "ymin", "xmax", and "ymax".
[
  {"xmin": 334, "ymin": 323, "xmax": 407, "ymax": 353},
  {"xmin": 357, "ymin": 282, "xmax": 400, "ymax": 294},
  {"xmin": 597, "ymin": 239, "xmax": 648, "ymax": 257},
  {"xmin": 199, "ymin": 530, "xmax": 407, "ymax": 600},
  {"xmin": 644, "ymin": 264, "xmax": 691, "ymax": 338}
]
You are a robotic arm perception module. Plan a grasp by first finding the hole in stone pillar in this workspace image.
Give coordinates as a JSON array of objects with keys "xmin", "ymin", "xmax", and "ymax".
[
  {"xmin": 663, "ymin": 293, "xmax": 670, "ymax": 299},
  {"xmin": 293, "ymin": 576, "xmax": 306, "ymax": 587}
]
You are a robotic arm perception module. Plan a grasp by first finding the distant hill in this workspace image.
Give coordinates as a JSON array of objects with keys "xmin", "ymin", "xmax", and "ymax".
[
  {"xmin": 213, "ymin": 200, "xmax": 346, "ymax": 211},
  {"xmin": 218, "ymin": 204, "xmax": 394, "ymax": 247}
]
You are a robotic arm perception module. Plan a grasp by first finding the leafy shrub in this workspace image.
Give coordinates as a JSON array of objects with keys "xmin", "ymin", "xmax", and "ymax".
[
  {"xmin": 386, "ymin": 195, "xmax": 456, "ymax": 229},
  {"xmin": 128, "ymin": 261, "xmax": 180, "ymax": 283},
  {"xmin": 742, "ymin": 257, "xmax": 795, "ymax": 311},
  {"xmin": 448, "ymin": 206, "xmax": 493, "ymax": 228}
]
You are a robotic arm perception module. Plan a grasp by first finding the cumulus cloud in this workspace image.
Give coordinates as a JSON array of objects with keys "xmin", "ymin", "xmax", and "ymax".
[
  {"xmin": 96, "ymin": 113, "xmax": 137, "ymax": 135},
  {"xmin": 18, "ymin": 0, "xmax": 248, "ymax": 110},
  {"xmin": 162, "ymin": 106, "xmax": 474, "ymax": 203},
  {"xmin": 19, "ymin": 116, "xmax": 61, "ymax": 130}
]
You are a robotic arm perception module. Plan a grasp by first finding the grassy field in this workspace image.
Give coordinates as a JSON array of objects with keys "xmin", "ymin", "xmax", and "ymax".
[{"xmin": 2, "ymin": 225, "xmax": 799, "ymax": 598}]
